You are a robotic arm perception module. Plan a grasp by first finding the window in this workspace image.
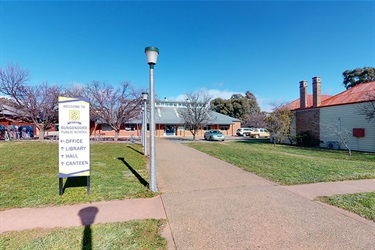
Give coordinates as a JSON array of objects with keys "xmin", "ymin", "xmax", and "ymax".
[
  {"xmin": 203, "ymin": 125, "xmax": 211, "ymax": 130},
  {"xmin": 125, "ymin": 124, "xmax": 136, "ymax": 131},
  {"xmin": 220, "ymin": 125, "xmax": 229, "ymax": 131},
  {"xmin": 101, "ymin": 124, "xmax": 112, "ymax": 131}
]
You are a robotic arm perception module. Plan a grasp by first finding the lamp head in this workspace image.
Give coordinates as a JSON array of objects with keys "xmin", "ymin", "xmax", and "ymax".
[
  {"xmin": 145, "ymin": 46, "xmax": 159, "ymax": 65},
  {"xmin": 142, "ymin": 92, "xmax": 148, "ymax": 101}
]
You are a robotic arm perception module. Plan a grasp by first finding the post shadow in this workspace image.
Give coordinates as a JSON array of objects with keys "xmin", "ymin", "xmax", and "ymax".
[
  {"xmin": 118, "ymin": 157, "xmax": 149, "ymax": 188},
  {"xmin": 79, "ymin": 206, "xmax": 99, "ymax": 250},
  {"xmin": 126, "ymin": 145, "xmax": 144, "ymax": 155}
]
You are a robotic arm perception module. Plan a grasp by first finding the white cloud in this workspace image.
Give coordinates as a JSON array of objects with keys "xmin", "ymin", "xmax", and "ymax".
[
  {"xmin": 206, "ymin": 89, "xmax": 244, "ymax": 100},
  {"xmin": 256, "ymin": 97, "xmax": 273, "ymax": 112},
  {"xmin": 170, "ymin": 88, "xmax": 244, "ymax": 102}
]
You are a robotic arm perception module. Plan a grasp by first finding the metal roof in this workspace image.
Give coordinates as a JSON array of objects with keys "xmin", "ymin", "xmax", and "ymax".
[
  {"xmin": 321, "ymin": 81, "xmax": 375, "ymax": 107},
  {"xmin": 155, "ymin": 106, "xmax": 240, "ymax": 125},
  {"xmin": 288, "ymin": 81, "xmax": 375, "ymax": 110},
  {"xmin": 127, "ymin": 106, "xmax": 240, "ymax": 125},
  {"xmin": 0, "ymin": 104, "xmax": 19, "ymax": 116}
]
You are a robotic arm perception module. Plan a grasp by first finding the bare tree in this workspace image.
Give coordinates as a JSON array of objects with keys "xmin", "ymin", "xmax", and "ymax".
[
  {"xmin": 177, "ymin": 92, "xmax": 212, "ymax": 140},
  {"xmin": 63, "ymin": 83, "xmax": 87, "ymax": 98},
  {"xmin": 0, "ymin": 64, "xmax": 29, "ymax": 96},
  {"xmin": 265, "ymin": 102, "xmax": 294, "ymax": 144},
  {"xmin": 0, "ymin": 64, "xmax": 60, "ymax": 140},
  {"xmin": 359, "ymin": 93, "xmax": 375, "ymax": 122},
  {"xmin": 321, "ymin": 121, "xmax": 352, "ymax": 156},
  {"xmin": 244, "ymin": 112, "xmax": 267, "ymax": 128},
  {"xmin": 86, "ymin": 81, "xmax": 142, "ymax": 141}
]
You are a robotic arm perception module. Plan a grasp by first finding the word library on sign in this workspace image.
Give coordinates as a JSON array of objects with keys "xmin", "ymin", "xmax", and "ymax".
[{"xmin": 61, "ymin": 146, "xmax": 87, "ymax": 151}]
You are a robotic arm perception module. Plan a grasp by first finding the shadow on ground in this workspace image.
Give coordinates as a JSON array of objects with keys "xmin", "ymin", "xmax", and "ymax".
[
  {"xmin": 126, "ymin": 145, "xmax": 144, "ymax": 155},
  {"xmin": 118, "ymin": 157, "xmax": 149, "ymax": 188},
  {"xmin": 63, "ymin": 176, "xmax": 89, "ymax": 194},
  {"xmin": 79, "ymin": 206, "xmax": 99, "ymax": 250}
]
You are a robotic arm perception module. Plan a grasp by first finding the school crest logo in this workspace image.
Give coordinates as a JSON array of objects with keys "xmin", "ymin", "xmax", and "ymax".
[{"xmin": 69, "ymin": 110, "xmax": 80, "ymax": 121}]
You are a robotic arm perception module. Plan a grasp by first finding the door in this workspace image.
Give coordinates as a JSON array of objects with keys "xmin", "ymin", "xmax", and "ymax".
[{"xmin": 165, "ymin": 125, "xmax": 176, "ymax": 136}]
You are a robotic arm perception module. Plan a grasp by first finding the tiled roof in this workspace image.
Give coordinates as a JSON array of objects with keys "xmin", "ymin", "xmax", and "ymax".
[{"xmin": 288, "ymin": 81, "xmax": 375, "ymax": 110}]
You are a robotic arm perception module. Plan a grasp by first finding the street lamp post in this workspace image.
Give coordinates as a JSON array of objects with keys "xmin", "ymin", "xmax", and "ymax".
[
  {"xmin": 142, "ymin": 92, "xmax": 148, "ymax": 156},
  {"xmin": 145, "ymin": 46, "xmax": 159, "ymax": 192},
  {"xmin": 141, "ymin": 107, "xmax": 144, "ymax": 146}
]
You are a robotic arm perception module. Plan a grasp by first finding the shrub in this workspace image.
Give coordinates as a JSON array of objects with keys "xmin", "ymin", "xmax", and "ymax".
[{"xmin": 296, "ymin": 131, "xmax": 320, "ymax": 147}]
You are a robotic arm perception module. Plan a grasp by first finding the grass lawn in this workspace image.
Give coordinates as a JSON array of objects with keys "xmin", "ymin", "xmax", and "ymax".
[
  {"xmin": 0, "ymin": 219, "xmax": 167, "ymax": 249},
  {"xmin": 0, "ymin": 141, "xmax": 154, "ymax": 210},
  {"xmin": 319, "ymin": 192, "xmax": 375, "ymax": 222},
  {"xmin": 187, "ymin": 140, "xmax": 375, "ymax": 185}
]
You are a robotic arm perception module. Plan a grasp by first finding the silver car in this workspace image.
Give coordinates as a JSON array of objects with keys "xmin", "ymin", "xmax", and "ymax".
[{"xmin": 204, "ymin": 130, "xmax": 225, "ymax": 141}]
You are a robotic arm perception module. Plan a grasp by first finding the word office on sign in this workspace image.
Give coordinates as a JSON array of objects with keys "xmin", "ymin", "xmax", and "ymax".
[{"xmin": 58, "ymin": 97, "xmax": 90, "ymax": 195}]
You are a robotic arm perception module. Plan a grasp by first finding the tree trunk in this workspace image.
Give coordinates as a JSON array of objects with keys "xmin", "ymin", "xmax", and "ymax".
[
  {"xmin": 114, "ymin": 130, "xmax": 119, "ymax": 141},
  {"xmin": 39, "ymin": 128, "xmax": 45, "ymax": 140},
  {"xmin": 343, "ymin": 142, "xmax": 352, "ymax": 156}
]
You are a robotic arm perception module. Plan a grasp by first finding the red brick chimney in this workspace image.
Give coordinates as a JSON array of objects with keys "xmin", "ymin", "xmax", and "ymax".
[
  {"xmin": 312, "ymin": 76, "xmax": 321, "ymax": 107},
  {"xmin": 299, "ymin": 80, "xmax": 308, "ymax": 108}
]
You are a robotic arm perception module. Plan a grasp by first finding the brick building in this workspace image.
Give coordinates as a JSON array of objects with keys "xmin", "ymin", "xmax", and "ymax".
[
  {"xmin": 286, "ymin": 78, "xmax": 375, "ymax": 152},
  {"xmin": 92, "ymin": 100, "xmax": 242, "ymax": 139}
]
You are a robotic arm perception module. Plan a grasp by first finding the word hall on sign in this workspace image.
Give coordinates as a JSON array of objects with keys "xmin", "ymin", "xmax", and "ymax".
[{"xmin": 61, "ymin": 154, "xmax": 79, "ymax": 159}]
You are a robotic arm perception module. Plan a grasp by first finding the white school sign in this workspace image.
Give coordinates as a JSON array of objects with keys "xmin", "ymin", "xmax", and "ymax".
[{"xmin": 58, "ymin": 97, "xmax": 90, "ymax": 178}]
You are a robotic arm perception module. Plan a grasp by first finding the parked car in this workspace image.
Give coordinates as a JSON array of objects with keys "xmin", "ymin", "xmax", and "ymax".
[
  {"xmin": 204, "ymin": 130, "xmax": 225, "ymax": 141},
  {"xmin": 244, "ymin": 128, "xmax": 270, "ymax": 138},
  {"xmin": 236, "ymin": 128, "xmax": 253, "ymax": 136}
]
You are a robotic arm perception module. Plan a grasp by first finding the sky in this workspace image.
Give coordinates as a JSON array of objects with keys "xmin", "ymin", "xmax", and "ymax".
[{"xmin": 1, "ymin": 0, "xmax": 374, "ymax": 111}]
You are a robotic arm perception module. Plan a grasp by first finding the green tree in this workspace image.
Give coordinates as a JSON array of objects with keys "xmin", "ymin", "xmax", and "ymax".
[
  {"xmin": 342, "ymin": 67, "xmax": 375, "ymax": 89},
  {"xmin": 265, "ymin": 103, "xmax": 294, "ymax": 144},
  {"xmin": 245, "ymin": 91, "xmax": 260, "ymax": 113},
  {"xmin": 210, "ymin": 98, "xmax": 227, "ymax": 115},
  {"xmin": 210, "ymin": 91, "xmax": 260, "ymax": 123}
]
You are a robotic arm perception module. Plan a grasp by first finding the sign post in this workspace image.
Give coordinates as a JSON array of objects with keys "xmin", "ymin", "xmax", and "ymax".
[{"xmin": 58, "ymin": 97, "xmax": 90, "ymax": 195}]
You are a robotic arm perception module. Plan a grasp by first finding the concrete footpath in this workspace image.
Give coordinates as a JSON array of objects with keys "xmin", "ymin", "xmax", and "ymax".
[
  {"xmin": 0, "ymin": 197, "xmax": 166, "ymax": 233},
  {"xmin": 156, "ymin": 138, "xmax": 375, "ymax": 249},
  {"xmin": 1, "ymin": 138, "xmax": 374, "ymax": 249}
]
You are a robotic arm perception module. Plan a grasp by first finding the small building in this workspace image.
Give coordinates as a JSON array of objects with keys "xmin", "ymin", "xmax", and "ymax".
[
  {"xmin": 287, "ymin": 77, "xmax": 375, "ymax": 152},
  {"xmin": 91, "ymin": 100, "xmax": 241, "ymax": 139}
]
